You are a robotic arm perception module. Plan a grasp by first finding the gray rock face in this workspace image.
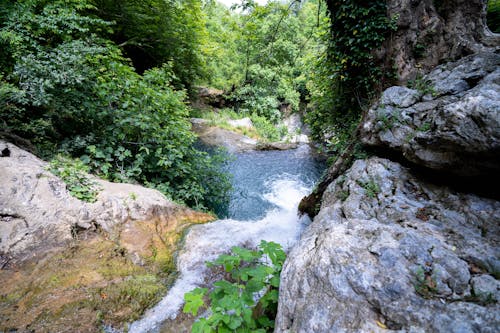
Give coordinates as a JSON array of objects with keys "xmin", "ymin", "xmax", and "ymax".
[
  {"xmin": 376, "ymin": 0, "xmax": 499, "ymax": 83},
  {"xmin": 276, "ymin": 157, "xmax": 500, "ymax": 333},
  {"xmin": 0, "ymin": 141, "xmax": 177, "ymax": 262},
  {"xmin": 361, "ymin": 51, "xmax": 500, "ymax": 176}
]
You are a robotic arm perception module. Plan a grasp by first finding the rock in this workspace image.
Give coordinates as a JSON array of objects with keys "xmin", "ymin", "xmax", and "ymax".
[
  {"xmin": 375, "ymin": 0, "xmax": 499, "ymax": 83},
  {"xmin": 256, "ymin": 142, "xmax": 298, "ymax": 150},
  {"xmin": 380, "ymin": 86, "xmax": 421, "ymax": 108},
  {"xmin": 0, "ymin": 141, "xmax": 214, "ymax": 332},
  {"xmin": 361, "ymin": 51, "xmax": 500, "ymax": 176},
  {"xmin": 193, "ymin": 86, "xmax": 227, "ymax": 108},
  {"xmin": 471, "ymin": 275, "xmax": 500, "ymax": 304},
  {"xmin": 0, "ymin": 140, "xmax": 204, "ymax": 263},
  {"xmin": 190, "ymin": 118, "xmax": 258, "ymax": 152},
  {"xmin": 228, "ymin": 117, "xmax": 253, "ymax": 129},
  {"xmin": 276, "ymin": 157, "xmax": 500, "ymax": 333},
  {"xmin": 283, "ymin": 113, "xmax": 311, "ymax": 143}
]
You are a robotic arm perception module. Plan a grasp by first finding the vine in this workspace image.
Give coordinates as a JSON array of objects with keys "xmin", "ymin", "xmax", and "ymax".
[{"xmin": 306, "ymin": 0, "xmax": 397, "ymax": 151}]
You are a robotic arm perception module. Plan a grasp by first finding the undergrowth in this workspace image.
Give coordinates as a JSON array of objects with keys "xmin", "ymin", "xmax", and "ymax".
[
  {"xmin": 183, "ymin": 241, "xmax": 285, "ymax": 333},
  {"xmin": 47, "ymin": 155, "xmax": 101, "ymax": 203}
]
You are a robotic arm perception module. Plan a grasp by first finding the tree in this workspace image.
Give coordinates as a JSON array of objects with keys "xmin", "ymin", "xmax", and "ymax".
[{"xmin": 0, "ymin": 0, "xmax": 230, "ymax": 211}]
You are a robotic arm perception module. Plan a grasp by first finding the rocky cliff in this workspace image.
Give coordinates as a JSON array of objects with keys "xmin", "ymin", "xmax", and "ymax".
[
  {"xmin": 377, "ymin": 0, "xmax": 499, "ymax": 82},
  {"xmin": 276, "ymin": 17, "xmax": 500, "ymax": 333}
]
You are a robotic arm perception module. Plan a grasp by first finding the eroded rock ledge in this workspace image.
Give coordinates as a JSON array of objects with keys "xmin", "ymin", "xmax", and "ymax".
[
  {"xmin": 276, "ymin": 157, "xmax": 500, "ymax": 333},
  {"xmin": 361, "ymin": 50, "xmax": 500, "ymax": 176}
]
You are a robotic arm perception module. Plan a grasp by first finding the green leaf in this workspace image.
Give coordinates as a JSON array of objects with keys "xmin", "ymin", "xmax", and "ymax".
[{"xmin": 183, "ymin": 287, "xmax": 207, "ymax": 316}]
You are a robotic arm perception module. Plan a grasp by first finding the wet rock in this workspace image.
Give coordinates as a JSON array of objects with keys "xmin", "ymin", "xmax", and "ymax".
[
  {"xmin": 283, "ymin": 113, "xmax": 310, "ymax": 144},
  {"xmin": 190, "ymin": 118, "xmax": 258, "ymax": 152},
  {"xmin": 361, "ymin": 51, "xmax": 500, "ymax": 176},
  {"xmin": 276, "ymin": 157, "xmax": 500, "ymax": 333},
  {"xmin": 256, "ymin": 142, "xmax": 298, "ymax": 150}
]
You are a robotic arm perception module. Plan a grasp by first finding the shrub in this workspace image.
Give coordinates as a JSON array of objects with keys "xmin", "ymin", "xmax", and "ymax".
[
  {"xmin": 0, "ymin": 0, "xmax": 230, "ymax": 212},
  {"xmin": 183, "ymin": 241, "xmax": 286, "ymax": 333},
  {"xmin": 47, "ymin": 155, "xmax": 101, "ymax": 203}
]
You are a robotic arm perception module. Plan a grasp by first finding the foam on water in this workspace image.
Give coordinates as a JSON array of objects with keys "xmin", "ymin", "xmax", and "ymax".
[{"xmin": 129, "ymin": 174, "xmax": 312, "ymax": 333}]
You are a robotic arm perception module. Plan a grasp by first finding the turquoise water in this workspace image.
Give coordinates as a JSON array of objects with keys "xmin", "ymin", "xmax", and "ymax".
[
  {"xmin": 225, "ymin": 144, "xmax": 324, "ymax": 220},
  {"xmin": 129, "ymin": 144, "xmax": 324, "ymax": 333}
]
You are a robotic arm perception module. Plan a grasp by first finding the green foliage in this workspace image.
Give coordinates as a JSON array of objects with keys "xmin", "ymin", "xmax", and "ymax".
[
  {"xmin": 487, "ymin": 0, "xmax": 500, "ymax": 33},
  {"xmin": 203, "ymin": 0, "xmax": 323, "ymax": 122},
  {"xmin": 193, "ymin": 108, "xmax": 287, "ymax": 143},
  {"xmin": 183, "ymin": 241, "xmax": 286, "ymax": 333},
  {"xmin": 305, "ymin": 0, "xmax": 396, "ymax": 150},
  {"xmin": 0, "ymin": 0, "xmax": 230, "ymax": 212},
  {"xmin": 250, "ymin": 113, "xmax": 288, "ymax": 142},
  {"xmin": 417, "ymin": 122, "xmax": 431, "ymax": 132},
  {"xmin": 358, "ymin": 177, "xmax": 381, "ymax": 198},
  {"xmin": 408, "ymin": 74, "xmax": 437, "ymax": 97},
  {"xmin": 89, "ymin": 0, "xmax": 207, "ymax": 92},
  {"xmin": 413, "ymin": 266, "xmax": 437, "ymax": 298},
  {"xmin": 47, "ymin": 155, "xmax": 101, "ymax": 203}
]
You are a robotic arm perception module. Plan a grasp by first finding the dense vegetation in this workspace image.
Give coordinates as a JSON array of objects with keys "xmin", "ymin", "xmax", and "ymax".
[
  {"xmin": 183, "ymin": 241, "xmax": 286, "ymax": 333},
  {"xmin": 0, "ymin": 0, "xmax": 229, "ymax": 211},
  {"xmin": 305, "ymin": 0, "xmax": 397, "ymax": 153},
  {"xmin": 0, "ymin": 0, "xmax": 337, "ymax": 213}
]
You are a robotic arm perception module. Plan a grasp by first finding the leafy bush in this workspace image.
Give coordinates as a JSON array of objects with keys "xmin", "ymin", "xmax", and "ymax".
[
  {"xmin": 183, "ymin": 241, "xmax": 286, "ymax": 333},
  {"xmin": 47, "ymin": 155, "xmax": 101, "ymax": 203},
  {"xmin": 487, "ymin": 0, "xmax": 500, "ymax": 33},
  {"xmin": 0, "ymin": 0, "xmax": 230, "ymax": 212},
  {"xmin": 250, "ymin": 113, "xmax": 287, "ymax": 142}
]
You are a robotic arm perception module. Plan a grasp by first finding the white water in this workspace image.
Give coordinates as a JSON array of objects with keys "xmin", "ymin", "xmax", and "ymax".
[{"xmin": 129, "ymin": 175, "xmax": 312, "ymax": 333}]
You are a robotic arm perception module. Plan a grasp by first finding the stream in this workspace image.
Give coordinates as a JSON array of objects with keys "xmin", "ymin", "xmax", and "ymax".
[{"xmin": 129, "ymin": 144, "xmax": 324, "ymax": 333}]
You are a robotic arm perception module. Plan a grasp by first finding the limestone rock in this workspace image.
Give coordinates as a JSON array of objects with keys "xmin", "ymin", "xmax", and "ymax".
[
  {"xmin": 0, "ymin": 140, "xmax": 179, "ymax": 262},
  {"xmin": 276, "ymin": 157, "xmax": 500, "ymax": 333},
  {"xmin": 228, "ymin": 117, "xmax": 253, "ymax": 129},
  {"xmin": 256, "ymin": 142, "xmax": 298, "ymax": 150},
  {"xmin": 375, "ymin": 0, "xmax": 499, "ymax": 83},
  {"xmin": 283, "ymin": 113, "xmax": 310, "ymax": 143},
  {"xmin": 361, "ymin": 51, "xmax": 500, "ymax": 176},
  {"xmin": 190, "ymin": 118, "xmax": 258, "ymax": 152}
]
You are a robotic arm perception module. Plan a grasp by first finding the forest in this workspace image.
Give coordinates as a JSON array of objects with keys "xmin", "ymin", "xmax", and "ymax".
[
  {"xmin": 0, "ymin": 0, "xmax": 401, "ymax": 213},
  {"xmin": 1, "ymin": 0, "xmax": 499, "ymax": 332}
]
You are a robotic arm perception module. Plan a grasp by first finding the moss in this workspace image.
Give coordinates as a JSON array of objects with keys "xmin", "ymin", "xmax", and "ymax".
[{"xmin": 0, "ymin": 209, "xmax": 214, "ymax": 332}]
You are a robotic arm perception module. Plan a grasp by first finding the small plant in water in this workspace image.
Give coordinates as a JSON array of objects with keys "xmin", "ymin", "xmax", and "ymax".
[{"xmin": 183, "ymin": 240, "xmax": 286, "ymax": 333}]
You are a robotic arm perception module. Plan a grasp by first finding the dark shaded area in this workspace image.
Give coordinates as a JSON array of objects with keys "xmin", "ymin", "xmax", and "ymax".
[{"xmin": 487, "ymin": 0, "xmax": 500, "ymax": 32}]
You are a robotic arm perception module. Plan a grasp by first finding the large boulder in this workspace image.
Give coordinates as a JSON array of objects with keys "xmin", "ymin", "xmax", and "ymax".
[
  {"xmin": 276, "ymin": 157, "xmax": 500, "ymax": 333},
  {"xmin": 361, "ymin": 51, "xmax": 500, "ymax": 176},
  {"xmin": 0, "ymin": 141, "xmax": 213, "ymax": 332},
  {"xmin": 0, "ymin": 140, "xmax": 204, "ymax": 263},
  {"xmin": 190, "ymin": 118, "xmax": 258, "ymax": 152}
]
